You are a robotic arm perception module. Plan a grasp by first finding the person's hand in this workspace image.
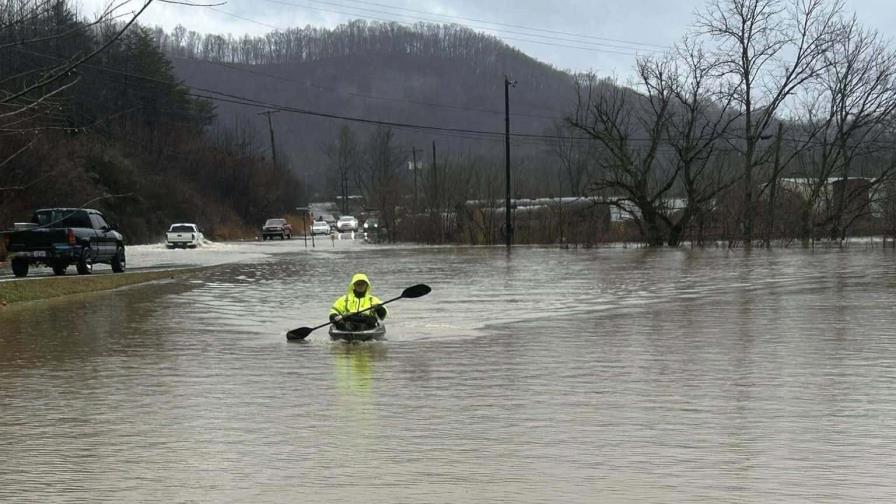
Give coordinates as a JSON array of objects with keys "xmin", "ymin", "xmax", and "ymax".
[{"xmin": 330, "ymin": 313, "xmax": 343, "ymax": 323}]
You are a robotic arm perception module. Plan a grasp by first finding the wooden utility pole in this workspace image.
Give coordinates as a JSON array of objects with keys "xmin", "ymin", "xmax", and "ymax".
[
  {"xmin": 504, "ymin": 76, "xmax": 516, "ymax": 248},
  {"xmin": 411, "ymin": 146, "xmax": 418, "ymax": 215},
  {"xmin": 432, "ymin": 141, "xmax": 439, "ymax": 242},
  {"xmin": 258, "ymin": 110, "xmax": 278, "ymax": 166}
]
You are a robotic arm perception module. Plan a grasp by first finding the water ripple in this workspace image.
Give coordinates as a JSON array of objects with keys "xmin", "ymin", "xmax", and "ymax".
[{"xmin": 2, "ymin": 247, "xmax": 895, "ymax": 502}]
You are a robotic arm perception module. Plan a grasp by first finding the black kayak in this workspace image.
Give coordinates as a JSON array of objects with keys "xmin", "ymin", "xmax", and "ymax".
[{"xmin": 329, "ymin": 323, "xmax": 386, "ymax": 342}]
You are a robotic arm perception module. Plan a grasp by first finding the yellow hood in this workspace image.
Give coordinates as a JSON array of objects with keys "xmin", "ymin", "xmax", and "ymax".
[{"xmin": 346, "ymin": 272, "xmax": 372, "ymax": 297}]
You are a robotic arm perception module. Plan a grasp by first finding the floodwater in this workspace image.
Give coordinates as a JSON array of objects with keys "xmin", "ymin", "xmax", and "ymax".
[{"xmin": 2, "ymin": 243, "xmax": 896, "ymax": 503}]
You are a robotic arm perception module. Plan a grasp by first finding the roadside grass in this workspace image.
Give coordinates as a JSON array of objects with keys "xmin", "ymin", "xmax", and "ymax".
[{"xmin": 0, "ymin": 268, "xmax": 201, "ymax": 306}]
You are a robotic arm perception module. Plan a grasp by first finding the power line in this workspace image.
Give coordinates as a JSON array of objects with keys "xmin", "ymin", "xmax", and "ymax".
[
  {"xmin": 259, "ymin": 0, "xmax": 667, "ymax": 54},
  {"xmin": 329, "ymin": 0, "xmax": 670, "ymax": 49},
  {"xmin": 18, "ymin": 47, "xmax": 892, "ymax": 151},
  {"xmin": 168, "ymin": 55, "xmax": 564, "ymax": 121},
  {"xmin": 209, "ymin": 0, "xmax": 662, "ymax": 57},
  {"xmin": 14, "ymin": 46, "xmax": 559, "ymax": 144},
  {"xmin": 206, "ymin": 6, "xmax": 280, "ymax": 30}
]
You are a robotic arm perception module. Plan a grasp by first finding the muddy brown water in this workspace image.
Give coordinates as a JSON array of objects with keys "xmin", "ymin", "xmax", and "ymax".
[{"xmin": 2, "ymin": 246, "xmax": 895, "ymax": 503}]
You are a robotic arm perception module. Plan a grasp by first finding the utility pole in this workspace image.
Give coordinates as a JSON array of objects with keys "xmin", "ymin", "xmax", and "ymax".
[
  {"xmin": 258, "ymin": 110, "xmax": 278, "ymax": 166},
  {"xmin": 296, "ymin": 207, "xmax": 314, "ymax": 248},
  {"xmin": 432, "ymin": 140, "xmax": 439, "ymax": 242},
  {"xmin": 411, "ymin": 146, "xmax": 418, "ymax": 215},
  {"xmin": 765, "ymin": 123, "xmax": 785, "ymax": 248},
  {"xmin": 504, "ymin": 76, "xmax": 516, "ymax": 248},
  {"xmin": 432, "ymin": 141, "xmax": 437, "ymax": 200}
]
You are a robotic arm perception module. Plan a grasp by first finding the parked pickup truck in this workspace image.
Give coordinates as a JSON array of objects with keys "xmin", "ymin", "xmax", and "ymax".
[
  {"xmin": 166, "ymin": 223, "xmax": 204, "ymax": 248},
  {"xmin": 4, "ymin": 208, "xmax": 126, "ymax": 277}
]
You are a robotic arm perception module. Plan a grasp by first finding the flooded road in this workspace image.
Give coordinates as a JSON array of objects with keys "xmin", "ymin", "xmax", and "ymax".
[{"xmin": 2, "ymin": 244, "xmax": 896, "ymax": 503}]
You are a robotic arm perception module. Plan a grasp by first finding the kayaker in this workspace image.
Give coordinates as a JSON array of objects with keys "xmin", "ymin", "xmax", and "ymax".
[{"xmin": 329, "ymin": 273, "xmax": 388, "ymax": 331}]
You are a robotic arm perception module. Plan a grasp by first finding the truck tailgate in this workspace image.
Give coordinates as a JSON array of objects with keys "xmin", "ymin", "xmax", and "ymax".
[
  {"xmin": 7, "ymin": 228, "xmax": 71, "ymax": 250},
  {"xmin": 167, "ymin": 232, "xmax": 195, "ymax": 242}
]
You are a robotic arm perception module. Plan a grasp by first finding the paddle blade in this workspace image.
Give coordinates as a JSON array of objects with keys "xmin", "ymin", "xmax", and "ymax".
[
  {"xmin": 286, "ymin": 327, "xmax": 313, "ymax": 340},
  {"xmin": 401, "ymin": 284, "xmax": 431, "ymax": 299}
]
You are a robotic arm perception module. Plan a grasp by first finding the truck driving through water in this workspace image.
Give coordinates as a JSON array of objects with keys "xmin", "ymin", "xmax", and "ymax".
[{"xmin": 166, "ymin": 223, "xmax": 204, "ymax": 248}]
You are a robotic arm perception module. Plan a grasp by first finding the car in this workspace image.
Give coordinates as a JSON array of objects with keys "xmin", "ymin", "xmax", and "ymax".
[
  {"xmin": 362, "ymin": 217, "xmax": 380, "ymax": 231},
  {"xmin": 166, "ymin": 223, "xmax": 204, "ymax": 248},
  {"xmin": 311, "ymin": 220, "xmax": 331, "ymax": 235},
  {"xmin": 262, "ymin": 218, "xmax": 293, "ymax": 240},
  {"xmin": 336, "ymin": 215, "xmax": 358, "ymax": 232},
  {"xmin": 4, "ymin": 208, "xmax": 126, "ymax": 277},
  {"xmin": 313, "ymin": 213, "xmax": 337, "ymax": 231}
]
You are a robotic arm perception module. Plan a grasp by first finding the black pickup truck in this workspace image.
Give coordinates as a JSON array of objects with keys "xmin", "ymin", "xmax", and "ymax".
[{"xmin": 4, "ymin": 208, "xmax": 126, "ymax": 277}]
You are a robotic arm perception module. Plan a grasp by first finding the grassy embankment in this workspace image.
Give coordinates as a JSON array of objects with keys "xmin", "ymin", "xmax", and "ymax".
[{"xmin": 0, "ymin": 268, "xmax": 202, "ymax": 306}]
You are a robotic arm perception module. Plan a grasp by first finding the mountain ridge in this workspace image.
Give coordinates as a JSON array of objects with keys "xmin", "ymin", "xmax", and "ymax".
[{"xmin": 157, "ymin": 21, "xmax": 587, "ymax": 194}]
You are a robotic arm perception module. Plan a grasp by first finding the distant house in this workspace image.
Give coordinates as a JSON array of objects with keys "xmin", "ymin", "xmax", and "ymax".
[
  {"xmin": 599, "ymin": 197, "xmax": 688, "ymax": 222},
  {"xmin": 334, "ymin": 194, "xmax": 364, "ymax": 214},
  {"xmin": 769, "ymin": 177, "xmax": 875, "ymax": 213},
  {"xmin": 463, "ymin": 196, "xmax": 612, "ymax": 232},
  {"xmin": 869, "ymin": 181, "xmax": 895, "ymax": 218}
]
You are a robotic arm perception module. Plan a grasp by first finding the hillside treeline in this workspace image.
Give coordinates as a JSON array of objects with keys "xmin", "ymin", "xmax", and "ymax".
[
  {"xmin": 157, "ymin": 19, "xmax": 530, "ymax": 68},
  {"xmin": 1, "ymin": 0, "xmax": 304, "ymax": 260},
  {"xmin": 154, "ymin": 17, "xmax": 575, "ymax": 195}
]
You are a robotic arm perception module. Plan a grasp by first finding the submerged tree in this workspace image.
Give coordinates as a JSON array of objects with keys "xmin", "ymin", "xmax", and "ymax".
[
  {"xmin": 569, "ymin": 70, "xmax": 678, "ymax": 246},
  {"xmin": 327, "ymin": 124, "xmax": 359, "ymax": 215},
  {"xmin": 698, "ymin": 0, "xmax": 845, "ymax": 246},
  {"xmin": 358, "ymin": 126, "xmax": 403, "ymax": 242}
]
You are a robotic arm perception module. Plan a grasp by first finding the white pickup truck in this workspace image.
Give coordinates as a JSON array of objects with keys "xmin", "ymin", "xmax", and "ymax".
[{"xmin": 166, "ymin": 223, "xmax": 204, "ymax": 248}]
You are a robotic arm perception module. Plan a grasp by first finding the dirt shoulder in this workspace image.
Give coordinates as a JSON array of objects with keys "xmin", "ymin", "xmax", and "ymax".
[{"xmin": 0, "ymin": 268, "xmax": 204, "ymax": 307}]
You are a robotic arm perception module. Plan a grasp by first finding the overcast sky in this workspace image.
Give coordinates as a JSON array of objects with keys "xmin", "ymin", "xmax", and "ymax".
[{"xmin": 76, "ymin": 0, "xmax": 896, "ymax": 75}]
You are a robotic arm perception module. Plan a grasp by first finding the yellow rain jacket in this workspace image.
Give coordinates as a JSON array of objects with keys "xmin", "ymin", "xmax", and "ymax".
[{"xmin": 330, "ymin": 273, "xmax": 388, "ymax": 319}]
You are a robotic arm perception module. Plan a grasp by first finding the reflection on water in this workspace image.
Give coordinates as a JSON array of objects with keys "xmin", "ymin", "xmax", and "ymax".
[
  {"xmin": 331, "ymin": 342, "xmax": 388, "ymax": 395},
  {"xmin": 2, "ymin": 246, "xmax": 896, "ymax": 503}
]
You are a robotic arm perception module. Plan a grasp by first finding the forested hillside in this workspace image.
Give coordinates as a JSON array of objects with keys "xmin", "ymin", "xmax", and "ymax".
[
  {"xmin": 152, "ymin": 21, "xmax": 578, "ymax": 196},
  {"xmin": 0, "ymin": 0, "xmax": 304, "ymax": 258}
]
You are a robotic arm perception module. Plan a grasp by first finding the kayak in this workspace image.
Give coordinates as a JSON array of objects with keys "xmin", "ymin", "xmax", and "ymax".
[{"xmin": 329, "ymin": 323, "xmax": 386, "ymax": 342}]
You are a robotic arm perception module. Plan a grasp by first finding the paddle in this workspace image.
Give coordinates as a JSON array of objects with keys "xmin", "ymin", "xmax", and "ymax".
[{"xmin": 286, "ymin": 283, "xmax": 431, "ymax": 340}]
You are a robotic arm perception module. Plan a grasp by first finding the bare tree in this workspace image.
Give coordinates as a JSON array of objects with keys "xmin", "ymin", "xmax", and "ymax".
[
  {"xmin": 1, "ymin": 0, "xmax": 153, "ymax": 192},
  {"xmin": 781, "ymin": 17, "xmax": 896, "ymax": 244},
  {"xmin": 568, "ymin": 65, "xmax": 680, "ymax": 246},
  {"xmin": 664, "ymin": 39, "xmax": 741, "ymax": 246},
  {"xmin": 551, "ymin": 121, "xmax": 596, "ymax": 197},
  {"xmin": 821, "ymin": 18, "xmax": 896, "ymax": 241},
  {"xmin": 359, "ymin": 126, "xmax": 403, "ymax": 242},
  {"xmin": 698, "ymin": 0, "xmax": 844, "ymax": 246},
  {"xmin": 326, "ymin": 124, "xmax": 359, "ymax": 214}
]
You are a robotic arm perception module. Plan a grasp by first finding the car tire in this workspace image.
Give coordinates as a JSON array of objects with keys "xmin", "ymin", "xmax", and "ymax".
[
  {"xmin": 52, "ymin": 263, "xmax": 67, "ymax": 276},
  {"xmin": 76, "ymin": 247, "xmax": 93, "ymax": 275},
  {"xmin": 111, "ymin": 246, "xmax": 126, "ymax": 273},
  {"xmin": 11, "ymin": 258, "xmax": 29, "ymax": 278}
]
